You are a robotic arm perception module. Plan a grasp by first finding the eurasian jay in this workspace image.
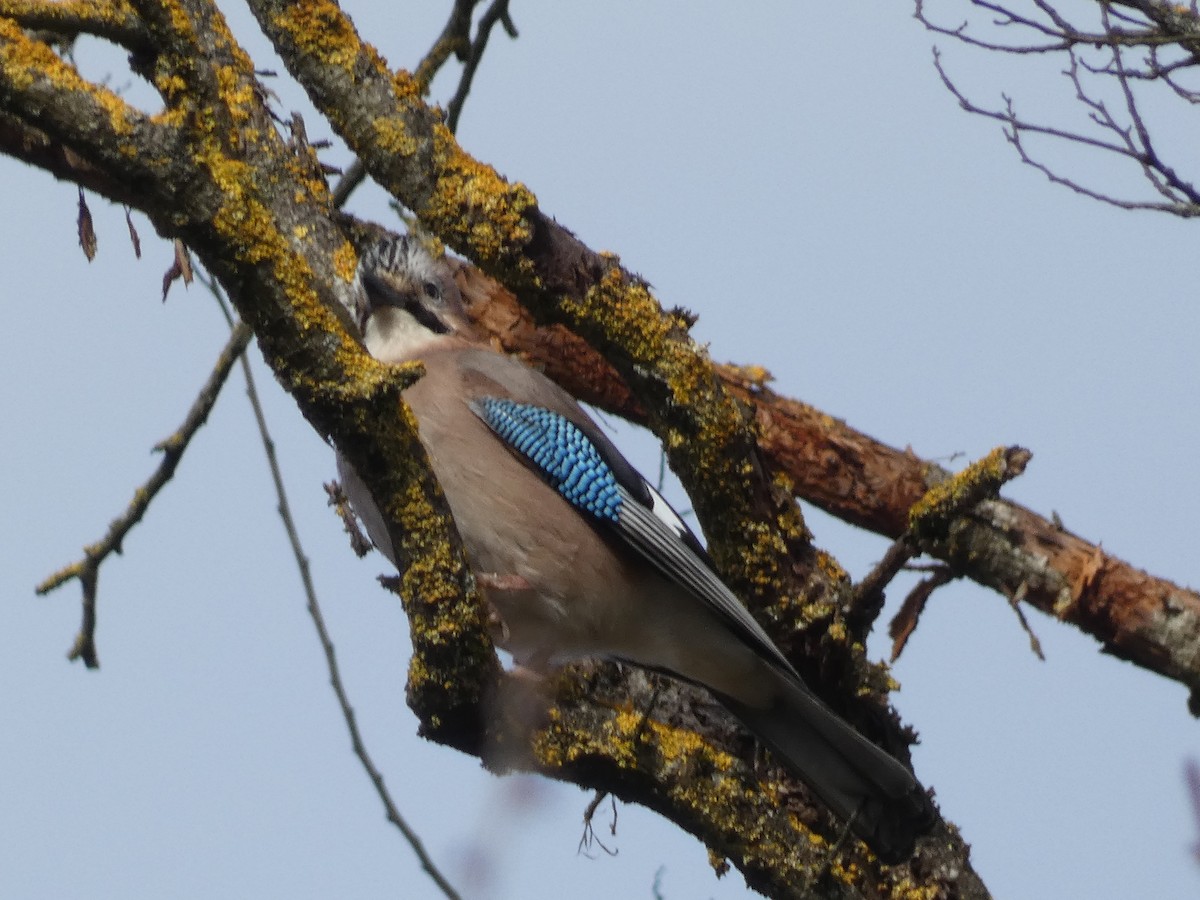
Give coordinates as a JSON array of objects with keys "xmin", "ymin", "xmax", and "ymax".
[{"xmin": 337, "ymin": 234, "xmax": 935, "ymax": 862}]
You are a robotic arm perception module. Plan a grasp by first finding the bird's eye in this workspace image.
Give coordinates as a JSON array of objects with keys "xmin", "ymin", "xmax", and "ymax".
[{"xmin": 422, "ymin": 281, "xmax": 440, "ymax": 300}]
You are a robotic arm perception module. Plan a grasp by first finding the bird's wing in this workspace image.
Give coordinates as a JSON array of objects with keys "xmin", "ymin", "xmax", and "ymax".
[{"xmin": 456, "ymin": 350, "xmax": 800, "ymax": 679}]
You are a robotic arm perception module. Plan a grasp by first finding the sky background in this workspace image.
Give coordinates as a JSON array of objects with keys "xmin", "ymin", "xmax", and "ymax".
[{"xmin": 2, "ymin": 2, "xmax": 1197, "ymax": 898}]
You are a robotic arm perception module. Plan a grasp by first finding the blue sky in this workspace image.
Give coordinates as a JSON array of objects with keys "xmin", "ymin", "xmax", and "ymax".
[{"xmin": 2, "ymin": 3, "xmax": 1197, "ymax": 898}]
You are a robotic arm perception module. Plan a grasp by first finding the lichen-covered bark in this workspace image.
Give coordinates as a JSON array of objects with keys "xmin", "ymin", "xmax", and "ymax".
[{"xmin": 498, "ymin": 665, "xmax": 985, "ymax": 900}]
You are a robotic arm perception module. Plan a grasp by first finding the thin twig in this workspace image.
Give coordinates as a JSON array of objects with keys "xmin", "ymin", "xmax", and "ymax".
[
  {"xmin": 200, "ymin": 273, "xmax": 464, "ymax": 900},
  {"xmin": 849, "ymin": 535, "xmax": 919, "ymax": 630},
  {"xmin": 578, "ymin": 791, "xmax": 618, "ymax": 857},
  {"xmin": 889, "ymin": 565, "xmax": 957, "ymax": 662},
  {"xmin": 330, "ymin": 159, "xmax": 365, "ymax": 210},
  {"xmin": 1005, "ymin": 582, "xmax": 1046, "ymax": 660},
  {"xmin": 917, "ymin": 0, "xmax": 1200, "ymax": 217},
  {"xmin": 413, "ymin": 0, "xmax": 482, "ymax": 92},
  {"xmin": 446, "ymin": 0, "xmax": 517, "ymax": 134},
  {"xmin": 933, "ymin": 49, "xmax": 1200, "ymax": 215},
  {"xmin": 1185, "ymin": 759, "xmax": 1200, "ymax": 865},
  {"xmin": 36, "ymin": 321, "xmax": 252, "ymax": 667}
]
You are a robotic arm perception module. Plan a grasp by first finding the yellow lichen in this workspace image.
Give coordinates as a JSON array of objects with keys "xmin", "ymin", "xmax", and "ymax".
[
  {"xmin": 565, "ymin": 265, "xmax": 673, "ymax": 367},
  {"xmin": 814, "ymin": 548, "xmax": 849, "ymax": 585},
  {"xmin": 372, "ymin": 115, "xmax": 419, "ymax": 158},
  {"xmin": 423, "ymin": 122, "xmax": 538, "ymax": 271},
  {"xmin": 215, "ymin": 64, "xmax": 254, "ymax": 123},
  {"xmin": 908, "ymin": 445, "xmax": 1009, "ymax": 540},
  {"xmin": 886, "ymin": 877, "xmax": 945, "ymax": 900},
  {"xmin": 332, "ymin": 240, "xmax": 358, "ymax": 283},
  {"xmin": 389, "ymin": 68, "xmax": 422, "ymax": 101},
  {"xmin": 0, "ymin": 20, "xmax": 134, "ymax": 136},
  {"xmin": 272, "ymin": 0, "xmax": 360, "ymax": 70}
]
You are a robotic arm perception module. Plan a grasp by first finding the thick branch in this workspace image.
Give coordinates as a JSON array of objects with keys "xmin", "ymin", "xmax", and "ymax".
[
  {"xmin": 0, "ymin": 21, "xmax": 175, "ymax": 190},
  {"xmin": 0, "ymin": 0, "xmax": 149, "ymax": 48},
  {"xmin": 234, "ymin": 3, "xmax": 984, "ymax": 891},
  {"xmin": 5, "ymin": 0, "xmax": 497, "ymax": 736},
  {"xmin": 495, "ymin": 665, "xmax": 984, "ymax": 900}
]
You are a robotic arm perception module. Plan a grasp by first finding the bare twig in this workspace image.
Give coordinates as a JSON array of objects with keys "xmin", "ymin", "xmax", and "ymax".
[
  {"xmin": 850, "ymin": 535, "xmax": 919, "ymax": 631},
  {"xmin": 124, "ymin": 206, "xmax": 141, "ymax": 257},
  {"xmin": 413, "ymin": 0, "xmax": 483, "ymax": 92},
  {"xmin": 200, "ymin": 273, "xmax": 463, "ymax": 900},
  {"xmin": 917, "ymin": 0, "xmax": 1200, "ymax": 216},
  {"xmin": 330, "ymin": 159, "xmax": 365, "ymax": 210},
  {"xmin": 76, "ymin": 187, "xmax": 95, "ymax": 260},
  {"xmin": 325, "ymin": 480, "xmax": 372, "ymax": 557},
  {"xmin": 889, "ymin": 566, "xmax": 957, "ymax": 662},
  {"xmin": 36, "ymin": 321, "xmax": 253, "ymax": 667},
  {"xmin": 1005, "ymin": 582, "xmax": 1046, "ymax": 660},
  {"xmin": 578, "ymin": 791, "xmax": 618, "ymax": 857},
  {"xmin": 1186, "ymin": 759, "xmax": 1200, "ymax": 865},
  {"xmin": 446, "ymin": 0, "xmax": 518, "ymax": 134}
]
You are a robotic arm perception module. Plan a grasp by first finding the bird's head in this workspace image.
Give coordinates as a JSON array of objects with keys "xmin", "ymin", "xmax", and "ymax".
[{"xmin": 355, "ymin": 234, "xmax": 473, "ymax": 362}]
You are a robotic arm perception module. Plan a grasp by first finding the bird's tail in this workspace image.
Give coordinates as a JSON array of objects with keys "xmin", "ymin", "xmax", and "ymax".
[{"xmin": 716, "ymin": 671, "xmax": 935, "ymax": 863}]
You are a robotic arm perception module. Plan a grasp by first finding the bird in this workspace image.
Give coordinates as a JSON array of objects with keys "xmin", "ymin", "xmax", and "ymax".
[{"xmin": 336, "ymin": 233, "xmax": 936, "ymax": 862}]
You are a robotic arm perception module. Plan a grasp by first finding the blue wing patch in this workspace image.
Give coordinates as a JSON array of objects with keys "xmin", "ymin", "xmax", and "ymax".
[
  {"xmin": 470, "ymin": 393, "xmax": 801, "ymax": 677},
  {"xmin": 471, "ymin": 397, "xmax": 623, "ymax": 523}
]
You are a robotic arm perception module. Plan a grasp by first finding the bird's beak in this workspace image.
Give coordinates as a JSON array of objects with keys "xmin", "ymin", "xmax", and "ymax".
[
  {"xmin": 360, "ymin": 270, "xmax": 451, "ymax": 336},
  {"xmin": 362, "ymin": 269, "xmax": 414, "ymax": 313}
]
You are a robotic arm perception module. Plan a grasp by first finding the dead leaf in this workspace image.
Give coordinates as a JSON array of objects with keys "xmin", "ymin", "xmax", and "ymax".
[
  {"xmin": 125, "ymin": 207, "xmax": 141, "ymax": 258},
  {"xmin": 161, "ymin": 240, "xmax": 193, "ymax": 302},
  {"xmin": 175, "ymin": 239, "xmax": 193, "ymax": 285},
  {"xmin": 77, "ymin": 188, "xmax": 96, "ymax": 261}
]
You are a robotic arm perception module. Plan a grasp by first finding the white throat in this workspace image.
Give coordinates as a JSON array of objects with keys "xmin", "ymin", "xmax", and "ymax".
[{"xmin": 362, "ymin": 306, "xmax": 449, "ymax": 364}]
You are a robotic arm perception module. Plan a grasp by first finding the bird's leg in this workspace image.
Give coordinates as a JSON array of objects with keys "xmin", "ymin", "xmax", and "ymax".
[
  {"xmin": 476, "ymin": 572, "xmax": 532, "ymax": 650},
  {"xmin": 475, "ymin": 572, "xmax": 554, "ymax": 678}
]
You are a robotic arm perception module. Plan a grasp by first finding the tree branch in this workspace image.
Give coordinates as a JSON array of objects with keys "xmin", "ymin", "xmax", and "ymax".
[
  {"xmin": 445, "ymin": 0, "xmax": 516, "ymax": 133},
  {"xmin": 35, "ymin": 321, "xmax": 253, "ymax": 667},
  {"xmin": 0, "ymin": 0, "xmax": 148, "ymax": 49},
  {"xmin": 916, "ymin": 0, "xmax": 1200, "ymax": 216},
  {"xmin": 248, "ymin": 0, "xmax": 860, "ymax": 688}
]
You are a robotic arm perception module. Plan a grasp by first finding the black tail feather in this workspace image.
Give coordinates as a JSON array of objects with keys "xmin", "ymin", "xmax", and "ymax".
[{"xmin": 717, "ymin": 673, "xmax": 936, "ymax": 863}]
